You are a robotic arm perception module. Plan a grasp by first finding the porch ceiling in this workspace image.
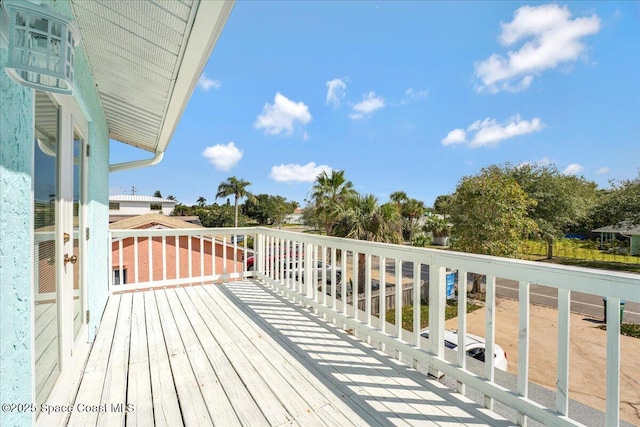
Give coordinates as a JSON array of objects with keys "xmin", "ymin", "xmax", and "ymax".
[{"xmin": 69, "ymin": 0, "xmax": 234, "ymax": 153}]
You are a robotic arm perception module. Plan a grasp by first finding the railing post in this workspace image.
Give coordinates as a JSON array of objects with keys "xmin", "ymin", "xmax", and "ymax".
[
  {"xmin": 395, "ymin": 258, "xmax": 402, "ymax": 360},
  {"xmin": 556, "ymin": 288, "xmax": 571, "ymax": 416},
  {"xmin": 379, "ymin": 256, "xmax": 386, "ymax": 342},
  {"xmin": 365, "ymin": 254, "xmax": 372, "ymax": 329},
  {"xmin": 305, "ymin": 243, "xmax": 313, "ymax": 300},
  {"xmin": 428, "ymin": 264, "xmax": 445, "ymax": 378}
]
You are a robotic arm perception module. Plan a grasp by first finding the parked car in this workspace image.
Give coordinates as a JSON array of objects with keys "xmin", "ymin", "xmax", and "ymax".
[
  {"xmin": 290, "ymin": 261, "xmax": 342, "ymax": 286},
  {"xmin": 420, "ymin": 329, "xmax": 508, "ymax": 371}
]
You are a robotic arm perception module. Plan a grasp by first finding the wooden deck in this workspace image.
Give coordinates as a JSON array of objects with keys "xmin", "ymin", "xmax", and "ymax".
[{"xmin": 65, "ymin": 280, "xmax": 513, "ymax": 426}]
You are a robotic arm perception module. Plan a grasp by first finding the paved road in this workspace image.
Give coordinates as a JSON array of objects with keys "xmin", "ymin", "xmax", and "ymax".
[
  {"xmin": 377, "ymin": 259, "xmax": 639, "ymax": 324},
  {"xmin": 494, "ymin": 279, "xmax": 640, "ymax": 324}
]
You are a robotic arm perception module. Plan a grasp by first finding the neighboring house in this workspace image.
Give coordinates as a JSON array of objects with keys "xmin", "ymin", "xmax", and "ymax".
[
  {"xmin": 110, "ymin": 214, "xmax": 244, "ymax": 285},
  {"xmin": 592, "ymin": 221, "xmax": 640, "ymax": 255},
  {"xmin": 285, "ymin": 207, "xmax": 305, "ymax": 225},
  {"xmin": 109, "ymin": 194, "xmax": 177, "ymax": 216},
  {"xmin": 0, "ymin": 1, "xmax": 233, "ymax": 425}
]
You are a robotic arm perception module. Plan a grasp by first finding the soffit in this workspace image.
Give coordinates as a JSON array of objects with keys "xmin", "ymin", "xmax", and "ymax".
[{"xmin": 69, "ymin": 0, "xmax": 233, "ymax": 153}]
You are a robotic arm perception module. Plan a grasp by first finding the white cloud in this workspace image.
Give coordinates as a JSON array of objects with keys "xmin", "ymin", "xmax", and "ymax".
[
  {"xmin": 442, "ymin": 115, "xmax": 544, "ymax": 148},
  {"xmin": 563, "ymin": 163, "xmax": 584, "ymax": 175},
  {"xmin": 596, "ymin": 166, "xmax": 610, "ymax": 175},
  {"xmin": 349, "ymin": 91, "xmax": 385, "ymax": 120},
  {"xmin": 475, "ymin": 4, "xmax": 601, "ymax": 93},
  {"xmin": 269, "ymin": 162, "xmax": 332, "ymax": 182},
  {"xmin": 441, "ymin": 129, "xmax": 466, "ymax": 146},
  {"xmin": 400, "ymin": 88, "xmax": 429, "ymax": 105},
  {"xmin": 202, "ymin": 142, "xmax": 243, "ymax": 171},
  {"xmin": 326, "ymin": 78, "xmax": 347, "ymax": 108},
  {"xmin": 198, "ymin": 72, "xmax": 221, "ymax": 91},
  {"xmin": 254, "ymin": 93, "xmax": 312, "ymax": 136}
]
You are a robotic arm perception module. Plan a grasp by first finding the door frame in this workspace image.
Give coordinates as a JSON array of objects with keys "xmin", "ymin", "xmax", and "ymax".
[{"xmin": 32, "ymin": 91, "xmax": 91, "ymax": 424}]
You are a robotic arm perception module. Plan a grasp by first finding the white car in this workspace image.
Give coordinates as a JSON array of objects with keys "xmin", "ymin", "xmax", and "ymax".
[{"xmin": 420, "ymin": 329, "xmax": 508, "ymax": 371}]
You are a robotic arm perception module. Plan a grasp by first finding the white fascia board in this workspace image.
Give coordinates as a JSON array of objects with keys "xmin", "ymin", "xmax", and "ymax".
[{"xmin": 155, "ymin": 0, "xmax": 234, "ymax": 154}]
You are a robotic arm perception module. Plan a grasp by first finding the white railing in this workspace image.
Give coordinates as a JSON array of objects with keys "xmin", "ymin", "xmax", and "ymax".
[
  {"xmin": 108, "ymin": 227, "xmax": 255, "ymax": 293},
  {"xmin": 107, "ymin": 226, "xmax": 640, "ymax": 427}
]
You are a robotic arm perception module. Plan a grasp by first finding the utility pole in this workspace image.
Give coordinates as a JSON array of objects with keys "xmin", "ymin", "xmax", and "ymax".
[{"xmin": 131, "ymin": 186, "xmax": 136, "ymax": 195}]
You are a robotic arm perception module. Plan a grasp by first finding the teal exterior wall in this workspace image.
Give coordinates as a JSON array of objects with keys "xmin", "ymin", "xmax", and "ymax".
[
  {"xmin": 0, "ymin": 47, "xmax": 36, "ymax": 427},
  {"xmin": 1, "ymin": 0, "xmax": 109, "ymax": 424},
  {"xmin": 631, "ymin": 235, "xmax": 639, "ymax": 256}
]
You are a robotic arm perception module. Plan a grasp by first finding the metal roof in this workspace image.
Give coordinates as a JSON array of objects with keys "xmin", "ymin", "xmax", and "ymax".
[
  {"xmin": 592, "ymin": 221, "xmax": 640, "ymax": 235},
  {"xmin": 110, "ymin": 195, "xmax": 177, "ymax": 204},
  {"xmin": 69, "ymin": 0, "xmax": 234, "ymax": 154}
]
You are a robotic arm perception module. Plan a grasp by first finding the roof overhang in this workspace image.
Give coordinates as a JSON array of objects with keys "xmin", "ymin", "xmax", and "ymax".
[{"xmin": 69, "ymin": 0, "xmax": 234, "ymax": 162}]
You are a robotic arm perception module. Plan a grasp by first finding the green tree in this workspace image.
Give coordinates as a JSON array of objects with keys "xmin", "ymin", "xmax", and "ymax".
[
  {"xmin": 433, "ymin": 194, "xmax": 453, "ymax": 215},
  {"xmin": 423, "ymin": 214, "xmax": 451, "ymax": 245},
  {"xmin": 216, "ymin": 177, "xmax": 253, "ymax": 228},
  {"xmin": 153, "ymin": 190, "xmax": 162, "ymax": 198},
  {"xmin": 166, "ymin": 195, "xmax": 177, "ymax": 201},
  {"xmin": 504, "ymin": 163, "xmax": 598, "ymax": 259},
  {"xmin": 242, "ymin": 194, "xmax": 297, "ymax": 227},
  {"xmin": 448, "ymin": 166, "xmax": 537, "ymax": 258},
  {"xmin": 590, "ymin": 172, "xmax": 640, "ymax": 228},
  {"xmin": 333, "ymin": 194, "xmax": 402, "ymax": 293},
  {"xmin": 311, "ymin": 170, "xmax": 356, "ymax": 235},
  {"xmin": 196, "ymin": 196, "xmax": 207, "ymax": 207}
]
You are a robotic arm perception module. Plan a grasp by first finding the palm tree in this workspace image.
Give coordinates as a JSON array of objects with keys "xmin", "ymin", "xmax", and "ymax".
[
  {"xmin": 334, "ymin": 194, "xmax": 402, "ymax": 293},
  {"xmin": 403, "ymin": 198, "xmax": 426, "ymax": 241},
  {"xmin": 216, "ymin": 177, "xmax": 252, "ymax": 227},
  {"xmin": 389, "ymin": 190, "xmax": 408, "ymax": 208},
  {"xmin": 311, "ymin": 170, "xmax": 356, "ymax": 235},
  {"xmin": 196, "ymin": 196, "xmax": 207, "ymax": 207}
]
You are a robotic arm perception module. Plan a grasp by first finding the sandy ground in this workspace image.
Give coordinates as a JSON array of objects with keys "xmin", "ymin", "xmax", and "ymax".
[{"xmin": 445, "ymin": 298, "xmax": 640, "ymax": 425}]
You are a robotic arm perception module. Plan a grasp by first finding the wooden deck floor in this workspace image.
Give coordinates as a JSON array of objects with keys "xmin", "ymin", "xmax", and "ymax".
[{"xmin": 65, "ymin": 280, "xmax": 513, "ymax": 426}]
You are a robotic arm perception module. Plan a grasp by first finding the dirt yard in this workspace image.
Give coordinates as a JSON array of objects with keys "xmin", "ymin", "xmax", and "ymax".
[{"xmin": 445, "ymin": 298, "xmax": 640, "ymax": 425}]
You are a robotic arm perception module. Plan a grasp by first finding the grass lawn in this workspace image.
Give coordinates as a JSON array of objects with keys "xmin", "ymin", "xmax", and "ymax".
[
  {"xmin": 598, "ymin": 323, "xmax": 640, "ymax": 339},
  {"xmin": 385, "ymin": 299, "xmax": 482, "ymax": 332},
  {"xmin": 521, "ymin": 239, "xmax": 640, "ymax": 265}
]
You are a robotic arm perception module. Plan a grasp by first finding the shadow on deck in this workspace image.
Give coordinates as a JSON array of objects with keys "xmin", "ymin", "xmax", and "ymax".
[{"xmin": 63, "ymin": 280, "xmax": 513, "ymax": 426}]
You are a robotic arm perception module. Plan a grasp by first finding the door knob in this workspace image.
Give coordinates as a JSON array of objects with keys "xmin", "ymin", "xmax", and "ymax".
[{"xmin": 64, "ymin": 254, "xmax": 78, "ymax": 265}]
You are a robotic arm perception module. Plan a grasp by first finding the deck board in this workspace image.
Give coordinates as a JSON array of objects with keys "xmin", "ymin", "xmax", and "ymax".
[{"xmin": 69, "ymin": 280, "xmax": 513, "ymax": 427}]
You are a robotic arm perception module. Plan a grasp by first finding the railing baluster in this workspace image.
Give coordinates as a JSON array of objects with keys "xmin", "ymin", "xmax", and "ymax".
[
  {"xmin": 395, "ymin": 258, "xmax": 402, "ymax": 351},
  {"xmin": 322, "ymin": 245, "xmax": 327, "ymax": 307},
  {"xmin": 187, "ymin": 234, "xmax": 192, "ymax": 279},
  {"xmin": 331, "ymin": 247, "xmax": 337, "ymax": 311},
  {"xmin": 199, "ymin": 235, "xmax": 204, "ymax": 280},
  {"xmin": 223, "ymin": 235, "xmax": 228, "ymax": 276},
  {"xmin": 605, "ymin": 297, "xmax": 621, "ymax": 427},
  {"xmin": 175, "ymin": 235, "xmax": 180, "ymax": 281},
  {"xmin": 518, "ymin": 281, "xmax": 530, "ymax": 426},
  {"xmin": 557, "ymin": 288, "xmax": 571, "ymax": 416},
  {"xmin": 353, "ymin": 253, "xmax": 359, "ymax": 323},
  {"xmin": 428, "ymin": 264, "xmax": 445, "ymax": 378},
  {"xmin": 148, "ymin": 236, "xmax": 153, "ymax": 282},
  {"xmin": 413, "ymin": 261, "xmax": 421, "ymax": 349},
  {"xmin": 379, "ymin": 256, "xmax": 386, "ymax": 341},
  {"xmin": 365, "ymin": 253, "xmax": 372, "ymax": 329},
  {"xmin": 133, "ymin": 236, "xmax": 139, "ymax": 284},
  {"xmin": 485, "ymin": 274, "xmax": 496, "ymax": 410},
  {"xmin": 162, "ymin": 235, "xmax": 167, "ymax": 282},
  {"xmin": 210, "ymin": 234, "xmax": 219, "ymax": 278},
  {"xmin": 457, "ymin": 270, "xmax": 468, "ymax": 395},
  {"xmin": 118, "ymin": 238, "xmax": 123, "ymax": 287},
  {"xmin": 341, "ymin": 249, "xmax": 347, "ymax": 317}
]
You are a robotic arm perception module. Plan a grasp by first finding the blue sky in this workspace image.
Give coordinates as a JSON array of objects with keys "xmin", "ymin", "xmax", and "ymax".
[{"xmin": 109, "ymin": 1, "xmax": 640, "ymax": 207}]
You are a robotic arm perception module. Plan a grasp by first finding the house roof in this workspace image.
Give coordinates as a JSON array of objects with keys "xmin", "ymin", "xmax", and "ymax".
[
  {"xmin": 109, "ymin": 213, "xmax": 203, "ymax": 230},
  {"xmin": 109, "ymin": 195, "xmax": 177, "ymax": 204},
  {"xmin": 592, "ymin": 221, "xmax": 640, "ymax": 235},
  {"xmin": 69, "ymin": 1, "xmax": 234, "ymax": 155}
]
